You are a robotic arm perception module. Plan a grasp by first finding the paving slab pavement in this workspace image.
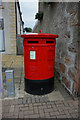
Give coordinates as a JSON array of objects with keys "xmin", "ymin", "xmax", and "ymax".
[
  {"xmin": 1, "ymin": 54, "xmax": 79, "ymax": 118},
  {"xmin": 2, "ymin": 97, "xmax": 79, "ymax": 118}
]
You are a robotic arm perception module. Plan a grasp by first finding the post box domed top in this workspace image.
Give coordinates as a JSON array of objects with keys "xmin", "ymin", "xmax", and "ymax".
[{"xmin": 21, "ymin": 33, "xmax": 58, "ymax": 39}]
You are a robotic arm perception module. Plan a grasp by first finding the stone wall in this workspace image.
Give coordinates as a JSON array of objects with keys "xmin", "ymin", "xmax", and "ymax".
[
  {"xmin": 2, "ymin": 2, "xmax": 17, "ymax": 54},
  {"xmin": 33, "ymin": 2, "xmax": 80, "ymax": 97}
]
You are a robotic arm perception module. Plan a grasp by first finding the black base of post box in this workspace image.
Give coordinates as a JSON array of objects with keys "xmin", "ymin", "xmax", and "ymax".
[{"xmin": 24, "ymin": 77, "xmax": 54, "ymax": 95}]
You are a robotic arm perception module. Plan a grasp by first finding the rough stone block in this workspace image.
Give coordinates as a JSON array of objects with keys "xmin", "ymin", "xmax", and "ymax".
[
  {"xmin": 62, "ymin": 77, "xmax": 71, "ymax": 89},
  {"xmin": 68, "ymin": 42, "xmax": 78, "ymax": 53},
  {"xmin": 68, "ymin": 68, "xmax": 76, "ymax": 81},
  {"xmin": 75, "ymin": 53, "xmax": 80, "ymax": 70},
  {"xmin": 59, "ymin": 63, "xmax": 66, "ymax": 73},
  {"xmin": 64, "ymin": 57, "xmax": 71, "ymax": 65},
  {"xmin": 73, "ymin": 82, "xmax": 79, "ymax": 94}
]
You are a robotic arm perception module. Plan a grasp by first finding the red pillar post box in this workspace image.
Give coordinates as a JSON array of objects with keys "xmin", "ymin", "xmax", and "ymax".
[{"xmin": 21, "ymin": 32, "xmax": 58, "ymax": 95}]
